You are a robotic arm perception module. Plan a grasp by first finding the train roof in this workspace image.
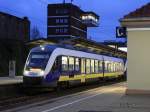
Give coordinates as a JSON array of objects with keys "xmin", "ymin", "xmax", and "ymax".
[{"xmin": 31, "ymin": 44, "xmax": 124, "ymax": 61}]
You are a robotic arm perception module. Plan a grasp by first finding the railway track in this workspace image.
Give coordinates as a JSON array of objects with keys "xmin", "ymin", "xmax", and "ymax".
[{"xmin": 0, "ymin": 79, "xmax": 125, "ymax": 111}]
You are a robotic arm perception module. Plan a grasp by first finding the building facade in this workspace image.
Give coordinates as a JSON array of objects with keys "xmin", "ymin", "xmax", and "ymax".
[
  {"xmin": 120, "ymin": 3, "xmax": 150, "ymax": 95},
  {"xmin": 0, "ymin": 12, "xmax": 30, "ymax": 76},
  {"xmin": 47, "ymin": 3, "xmax": 99, "ymax": 40}
]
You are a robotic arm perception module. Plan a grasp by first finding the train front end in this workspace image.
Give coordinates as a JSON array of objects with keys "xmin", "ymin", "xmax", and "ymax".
[{"xmin": 23, "ymin": 45, "xmax": 57, "ymax": 87}]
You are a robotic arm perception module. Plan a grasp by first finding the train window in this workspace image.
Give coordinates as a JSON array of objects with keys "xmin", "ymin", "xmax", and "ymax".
[
  {"xmin": 113, "ymin": 63, "xmax": 116, "ymax": 72},
  {"xmin": 81, "ymin": 58, "xmax": 86, "ymax": 73},
  {"xmin": 116, "ymin": 63, "xmax": 119, "ymax": 72},
  {"xmin": 107, "ymin": 63, "xmax": 111, "ymax": 72},
  {"xmin": 95, "ymin": 60, "xmax": 98, "ymax": 73},
  {"xmin": 115, "ymin": 63, "xmax": 118, "ymax": 72},
  {"xmin": 105, "ymin": 61, "xmax": 108, "ymax": 72},
  {"xmin": 62, "ymin": 56, "xmax": 68, "ymax": 71},
  {"xmin": 114, "ymin": 63, "xmax": 116, "ymax": 72},
  {"xmin": 120, "ymin": 63, "xmax": 123, "ymax": 71},
  {"xmin": 75, "ymin": 58, "xmax": 80, "ymax": 71},
  {"xmin": 121, "ymin": 63, "xmax": 123, "ymax": 71},
  {"xmin": 99, "ymin": 61, "xmax": 103, "ymax": 73},
  {"xmin": 86, "ymin": 59, "xmax": 91, "ymax": 74},
  {"xmin": 91, "ymin": 59, "xmax": 95, "ymax": 73},
  {"xmin": 110, "ymin": 62, "xmax": 114, "ymax": 72},
  {"xmin": 120, "ymin": 64, "xmax": 122, "ymax": 71},
  {"xmin": 118, "ymin": 63, "xmax": 120, "ymax": 71},
  {"xmin": 69, "ymin": 57, "xmax": 74, "ymax": 71}
]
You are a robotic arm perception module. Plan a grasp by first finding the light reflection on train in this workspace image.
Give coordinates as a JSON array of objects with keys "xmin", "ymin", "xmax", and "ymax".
[{"xmin": 23, "ymin": 45, "xmax": 125, "ymax": 87}]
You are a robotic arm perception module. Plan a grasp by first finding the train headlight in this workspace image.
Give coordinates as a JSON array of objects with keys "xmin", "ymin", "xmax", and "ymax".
[
  {"xmin": 39, "ymin": 70, "xmax": 44, "ymax": 76},
  {"xmin": 24, "ymin": 70, "xmax": 29, "ymax": 75}
]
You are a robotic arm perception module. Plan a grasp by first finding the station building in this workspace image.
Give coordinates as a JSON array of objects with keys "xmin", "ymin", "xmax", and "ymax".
[
  {"xmin": 120, "ymin": 3, "xmax": 150, "ymax": 94},
  {"xmin": 0, "ymin": 12, "xmax": 30, "ymax": 76}
]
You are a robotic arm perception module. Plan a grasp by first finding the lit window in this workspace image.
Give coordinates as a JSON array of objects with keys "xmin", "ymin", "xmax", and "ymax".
[
  {"xmin": 113, "ymin": 63, "xmax": 116, "ymax": 72},
  {"xmin": 86, "ymin": 59, "xmax": 90, "ymax": 74},
  {"xmin": 69, "ymin": 57, "xmax": 74, "ymax": 71},
  {"xmin": 75, "ymin": 58, "xmax": 80, "ymax": 71},
  {"xmin": 105, "ymin": 61, "xmax": 108, "ymax": 72},
  {"xmin": 62, "ymin": 56, "xmax": 68, "ymax": 71},
  {"xmin": 116, "ymin": 63, "xmax": 119, "ymax": 72},
  {"xmin": 81, "ymin": 58, "xmax": 85, "ymax": 73},
  {"xmin": 111, "ymin": 62, "xmax": 114, "ymax": 72},
  {"xmin": 95, "ymin": 60, "xmax": 98, "ymax": 73},
  {"xmin": 91, "ymin": 59, "xmax": 95, "ymax": 73},
  {"xmin": 99, "ymin": 61, "xmax": 103, "ymax": 73}
]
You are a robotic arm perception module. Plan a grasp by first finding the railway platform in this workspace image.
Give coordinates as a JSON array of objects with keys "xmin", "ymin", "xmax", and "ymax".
[
  {"xmin": 4, "ymin": 82, "xmax": 150, "ymax": 112},
  {"xmin": 0, "ymin": 76, "xmax": 23, "ymax": 98},
  {"xmin": 0, "ymin": 76, "xmax": 22, "ymax": 85}
]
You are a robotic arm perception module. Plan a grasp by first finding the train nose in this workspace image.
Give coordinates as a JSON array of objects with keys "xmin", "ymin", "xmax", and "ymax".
[{"xmin": 23, "ymin": 76, "xmax": 44, "ymax": 85}]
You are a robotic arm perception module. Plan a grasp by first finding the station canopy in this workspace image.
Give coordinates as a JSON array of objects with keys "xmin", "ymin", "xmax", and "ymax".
[{"xmin": 27, "ymin": 38, "xmax": 127, "ymax": 59}]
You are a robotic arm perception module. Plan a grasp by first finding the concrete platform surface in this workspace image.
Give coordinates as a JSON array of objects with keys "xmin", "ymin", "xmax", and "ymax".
[
  {"xmin": 0, "ymin": 76, "xmax": 22, "ymax": 85},
  {"xmin": 4, "ymin": 82, "xmax": 150, "ymax": 112}
]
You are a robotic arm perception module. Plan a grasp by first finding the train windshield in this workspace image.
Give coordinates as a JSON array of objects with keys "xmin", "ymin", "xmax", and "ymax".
[{"xmin": 26, "ymin": 52, "xmax": 50, "ymax": 70}]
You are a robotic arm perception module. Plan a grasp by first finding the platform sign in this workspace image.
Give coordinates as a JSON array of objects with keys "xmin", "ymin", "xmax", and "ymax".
[{"xmin": 116, "ymin": 27, "xmax": 127, "ymax": 38}]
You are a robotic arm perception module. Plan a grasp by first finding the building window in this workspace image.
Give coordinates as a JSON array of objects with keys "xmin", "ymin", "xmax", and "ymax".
[
  {"xmin": 95, "ymin": 60, "xmax": 98, "ymax": 73},
  {"xmin": 91, "ymin": 59, "xmax": 95, "ymax": 73},
  {"xmin": 56, "ymin": 9, "xmax": 68, "ymax": 14},
  {"xmin": 86, "ymin": 59, "xmax": 90, "ymax": 74},
  {"xmin": 69, "ymin": 57, "xmax": 74, "ymax": 71},
  {"xmin": 81, "ymin": 58, "xmax": 85, "ymax": 74},
  {"xmin": 62, "ymin": 56, "xmax": 68, "ymax": 71},
  {"xmin": 64, "ymin": 28, "xmax": 68, "ymax": 33},
  {"xmin": 56, "ymin": 18, "xmax": 68, "ymax": 24},
  {"xmin": 55, "ymin": 28, "xmax": 68, "ymax": 33},
  {"xmin": 75, "ymin": 58, "xmax": 80, "ymax": 71}
]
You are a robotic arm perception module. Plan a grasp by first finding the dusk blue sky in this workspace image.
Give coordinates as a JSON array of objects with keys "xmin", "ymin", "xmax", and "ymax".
[{"xmin": 0, "ymin": 0, "xmax": 149, "ymax": 42}]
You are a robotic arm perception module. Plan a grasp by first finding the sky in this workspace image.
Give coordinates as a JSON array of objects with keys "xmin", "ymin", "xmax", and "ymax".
[{"xmin": 0, "ymin": 0, "xmax": 149, "ymax": 42}]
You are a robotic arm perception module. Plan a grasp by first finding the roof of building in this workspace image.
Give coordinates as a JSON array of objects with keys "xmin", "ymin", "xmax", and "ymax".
[
  {"xmin": 47, "ymin": 3, "xmax": 82, "ymax": 11},
  {"xmin": 123, "ymin": 2, "xmax": 150, "ymax": 19},
  {"xmin": 0, "ymin": 11, "xmax": 29, "ymax": 21}
]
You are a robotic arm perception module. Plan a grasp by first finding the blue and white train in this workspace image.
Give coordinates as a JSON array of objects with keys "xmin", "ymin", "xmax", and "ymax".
[{"xmin": 23, "ymin": 45, "xmax": 125, "ymax": 87}]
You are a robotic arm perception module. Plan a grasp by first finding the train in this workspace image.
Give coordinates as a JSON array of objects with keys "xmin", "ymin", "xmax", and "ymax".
[{"xmin": 23, "ymin": 44, "xmax": 126, "ymax": 88}]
